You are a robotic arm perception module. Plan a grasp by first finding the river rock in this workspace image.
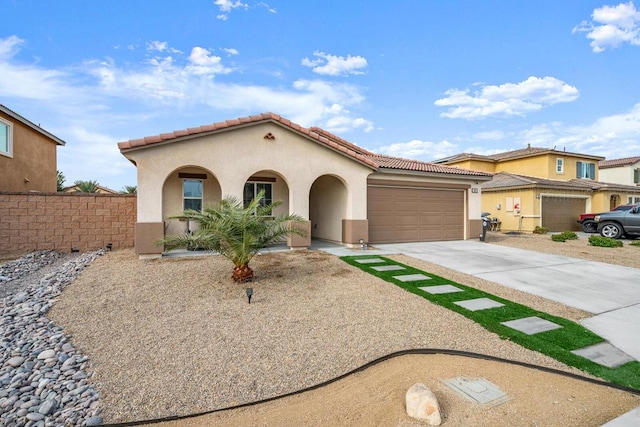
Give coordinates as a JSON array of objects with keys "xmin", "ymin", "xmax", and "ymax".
[{"xmin": 406, "ymin": 383, "xmax": 441, "ymax": 425}]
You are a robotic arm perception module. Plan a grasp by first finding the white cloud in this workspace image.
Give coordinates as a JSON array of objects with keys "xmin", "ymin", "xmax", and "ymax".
[
  {"xmin": 0, "ymin": 35, "xmax": 375, "ymax": 190},
  {"xmin": 515, "ymin": 103, "xmax": 640, "ymax": 159},
  {"xmin": 573, "ymin": 1, "xmax": 640, "ymax": 52},
  {"xmin": 258, "ymin": 2, "xmax": 277, "ymax": 13},
  {"xmin": 214, "ymin": 0, "xmax": 248, "ymax": 20},
  {"xmin": 146, "ymin": 40, "xmax": 181, "ymax": 54},
  {"xmin": 473, "ymin": 130, "xmax": 506, "ymax": 140},
  {"xmin": 187, "ymin": 47, "xmax": 233, "ymax": 76},
  {"xmin": 376, "ymin": 139, "xmax": 459, "ymax": 161},
  {"xmin": 301, "ymin": 51, "xmax": 368, "ymax": 76},
  {"xmin": 222, "ymin": 47, "xmax": 239, "ymax": 56},
  {"xmin": 434, "ymin": 76, "xmax": 579, "ymax": 120}
]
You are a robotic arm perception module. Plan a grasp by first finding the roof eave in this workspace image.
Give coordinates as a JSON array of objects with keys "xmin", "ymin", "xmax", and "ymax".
[
  {"xmin": 0, "ymin": 104, "xmax": 66, "ymax": 146},
  {"xmin": 375, "ymin": 167, "xmax": 493, "ymax": 181}
]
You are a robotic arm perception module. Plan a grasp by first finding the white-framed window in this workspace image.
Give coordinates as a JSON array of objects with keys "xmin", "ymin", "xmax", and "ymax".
[
  {"xmin": 183, "ymin": 179, "xmax": 203, "ymax": 211},
  {"xmin": 628, "ymin": 196, "xmax": 640, "ymax": 204},
  {"xmin": 576, "ymin": 161, "xmax": 596, "ymax": 179},
  {"xmin": 243, "ymin": 181, "xmax": 273, "ymax": 215},
  {"xmin": 0, "ymin": 117, "xmax": 13, "ymax": 158},
  {"xmin": 556, "ymin": 158, "xmax": 564, "ymax": 174}
]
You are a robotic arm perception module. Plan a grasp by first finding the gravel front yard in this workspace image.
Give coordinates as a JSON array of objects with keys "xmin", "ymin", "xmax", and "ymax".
[{"xmin": 47, "ymin": 233, "xmax": 640, "ymax": 424}]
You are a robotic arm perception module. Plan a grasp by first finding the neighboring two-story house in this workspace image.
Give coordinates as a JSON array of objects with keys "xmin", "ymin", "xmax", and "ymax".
[
  {"xmin": 435, "ymin": 145, "xmax": 640, "ymax": 232},
  {"xmin": 1, "ymin": 104, "xmax": 66, "ymax": 193},
  {"xmin": 599, "ymin": 156, "xmax": 640, "ymax": 205}
]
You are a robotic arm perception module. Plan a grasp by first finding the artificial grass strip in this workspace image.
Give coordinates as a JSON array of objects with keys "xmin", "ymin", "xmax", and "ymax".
[{"xmin": 342, "ymin": 255, "xmax": 640, "ymax": 390}]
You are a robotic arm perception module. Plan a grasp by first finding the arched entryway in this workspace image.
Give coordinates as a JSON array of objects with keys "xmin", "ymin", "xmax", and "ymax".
[
  {"xmin": 162, "ymin": 166, "xmax": 221, "ymax": 236},
  {"xmin": 309, "ymin": 175, "xmax": 348, "ymax": 243}
]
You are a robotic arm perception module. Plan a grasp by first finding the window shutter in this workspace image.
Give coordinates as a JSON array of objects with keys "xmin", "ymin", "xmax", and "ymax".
[
  {"xmin": 635, "ymin": 168, "xmax": 639, "ymax": 184},
  {"xmin": 589, "ymin": 163, "xmax": 596, "ymax": 179},
  {"xmin": 576, "ymin": 161, "xmax": 582, "ymax": 178}
]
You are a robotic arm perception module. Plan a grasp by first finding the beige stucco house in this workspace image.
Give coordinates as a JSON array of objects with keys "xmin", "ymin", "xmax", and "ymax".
[
  {"xmin": 435, "ymin": 146, "xmax": 640, "ymax": 232},
  {"xmin": 599, "ymin": 156, "xmax": 640, "ymax": 204},
  {"xmin": 118, "ymin": 113, "xmax": 493, "ymax": 258},
  {"xmin": 1, "ymin": 104, "xmax": 66, "ymax": 193}
]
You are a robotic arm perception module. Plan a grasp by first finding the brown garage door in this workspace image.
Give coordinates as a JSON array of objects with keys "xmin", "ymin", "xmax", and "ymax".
[
  {"xmin": 541, "ymin": 196, "xmax": 586, "ymax": 232},
  {"xmin": 367, "ymin": 185, "xmax": 464, "ymax": 243}
]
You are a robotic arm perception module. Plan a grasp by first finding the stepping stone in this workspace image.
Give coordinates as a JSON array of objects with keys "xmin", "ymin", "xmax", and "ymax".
[
  {"xmin": 454, "ymin": 298, "xmax": 505, "ymax": 311},
  {"xmin": 394, "ymin": 274, "xmax": 431, "ymax": 282},
  {"xmin": 571, "ymin": 342, "xmax": 635, "ymax": 368},
  {"xmin": 354, "ymin": 258, "xmax": 386, "ymax": 264},
  {"xmin": 500, "ymin": 316, "xmax": 562, "ymax": 335},
  {"xmin": 418, "ymin": 285, "xmax": 463, "ymax": 294},
  {"xmin": 372, "ymin": 265, "xmax": 406, "ymax": 272},
  {"xmin": 444, "ymin": 377, "xmax": 511, "ymax": 406}
]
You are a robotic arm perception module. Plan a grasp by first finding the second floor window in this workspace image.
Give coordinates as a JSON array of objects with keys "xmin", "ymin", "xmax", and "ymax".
[
  {"xmin": 556, "ymin": 158, "xmax": 564, "ymax": 174},
  {"xmin": 576, "ymin": 161, "xmax": 595, "ymax": 180},
  {"xmin": 0, "ymin": 119, "xmax": 12, "ymax": 157}
]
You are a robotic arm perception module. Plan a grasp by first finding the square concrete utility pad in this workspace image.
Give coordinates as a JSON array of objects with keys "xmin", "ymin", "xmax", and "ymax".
[
  {"xmin": 371, "ymin": 265, "xmax": 406, "ymax": 272},
  {"xmin": 418, "ymin": 285, "xmax": 464, "ymax": 294},
  {"xmin": 454, "ymin": 298, "xmax": 505, "ymax": 311},
  {"xmin": 444, "ymin": 377, "xmax": 511, "ymax": 406},
  {"xmin": 500, "ymin": 316, "xmax": 563, "ymax": 335},
  {"xmin": 393, "ymin": 273, "xmax": 431, "ymax": 282},
  {"xmin": 571, "ymin": 342, "xmax": 636, "ymax": 368},
  {"xmin": 354, "ymin": 258, "xmax": 386, "ymax": 264}
]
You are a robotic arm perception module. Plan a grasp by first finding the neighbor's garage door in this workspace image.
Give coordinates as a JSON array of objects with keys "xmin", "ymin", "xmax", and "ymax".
[
  {"xmin": 541, "ymin": 196, "xmax": 586, "ymax": 232},
  {"xmin": 367, "ymin": 186, "xmax": 464, "ymax": 243}
]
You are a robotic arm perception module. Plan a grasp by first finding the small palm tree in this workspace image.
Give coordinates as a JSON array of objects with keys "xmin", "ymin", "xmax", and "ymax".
[
  {"xmin": 120, "ymin": 185, "xmax": 137, "ymax": 194},
  {"xmin": 57, "ymin": 170, "xmax": 66, "ymax": 192},
  {"xmin": 162, "ymin": 190, "xmax": 307, "ymax": 283},
  {"xmin": 74, "ymin": 180, "xmax": 100, "ymax": 193}
]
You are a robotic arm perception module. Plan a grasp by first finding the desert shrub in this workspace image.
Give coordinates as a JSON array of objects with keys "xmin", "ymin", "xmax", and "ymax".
[
  {"xmin": 551, "ymin": 231, "xmax": 578, "ymax": 242},
  {"xmin": 533, "ymin": 226, "xmax": 549, "ymax": 234},
  {"xmin": 588, "ymin": 235, "xmax": 623, "ymax": 248},
  {"xmin": 559, "ymin": 231, "xmax": 578, "ymax": 240}
]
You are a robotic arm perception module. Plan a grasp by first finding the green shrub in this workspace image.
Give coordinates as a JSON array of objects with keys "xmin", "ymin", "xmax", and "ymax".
[
  {"xmin": 559, "ymin": 231, "xmax": 578, "ymax": 240},
  {"xmin": 629, "ymin": 240, "xmax": 640, "ymax": 247},
  {"xmin": 588, "ymin": 235, "xmax": 623, "ymax": 247},
  {"xmin": 551, "ymin": 231, "xmax": 578, "ymax": 242},
  {"xmin": 533, "ymin": 226, "xmax": 549, "ymax": 234},
  {"xmin": 551, "ymin": 234, "xmax": 567, "ymax": 242}
]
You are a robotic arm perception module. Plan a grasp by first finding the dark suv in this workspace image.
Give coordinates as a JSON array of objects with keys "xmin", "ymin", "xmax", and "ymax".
[{"xmin": 594, "ymin": 204, "xmax": 640, "ymax": 239}]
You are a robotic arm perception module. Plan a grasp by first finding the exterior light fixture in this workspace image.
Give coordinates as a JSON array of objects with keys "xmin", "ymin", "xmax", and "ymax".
[
  {"xmin": 245, "ymin": 287, "xmax": 253, "ymax": 304},
  {"xmin": 106, "ymin": 243, "xmax": 113, "ymax": 251}
]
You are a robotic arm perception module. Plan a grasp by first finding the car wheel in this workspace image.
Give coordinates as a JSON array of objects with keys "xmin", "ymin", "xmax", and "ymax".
[
  {"xmin": 581, "ymin": 220, "xmax": 596, "ymax": 233},
  {"xmin": 600, "ymin": 222, "xmax": 623, "ymax": 239}
]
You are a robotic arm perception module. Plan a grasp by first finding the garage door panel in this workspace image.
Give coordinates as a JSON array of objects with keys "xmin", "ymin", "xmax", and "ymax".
[
  {"xmin": 542, "ymin": 197, "xmax": 585, "ymax": 232},
  {"xmin": 368, "ymin": 186, "xmax": 464, "ymax": 243}
]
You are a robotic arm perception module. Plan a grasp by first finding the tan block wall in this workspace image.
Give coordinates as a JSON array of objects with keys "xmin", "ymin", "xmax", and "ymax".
[{"xmin": 0, "ymin": 192, "xmax": 136, "ymax": 258}]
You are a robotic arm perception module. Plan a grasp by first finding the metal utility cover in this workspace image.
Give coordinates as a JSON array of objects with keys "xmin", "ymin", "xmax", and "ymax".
[{"xmin": 444, "ymin": 377, "xmax": 511, "ymax": 406}]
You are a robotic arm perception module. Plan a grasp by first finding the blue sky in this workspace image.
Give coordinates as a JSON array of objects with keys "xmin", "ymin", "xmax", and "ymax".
[{"xmin": 2, "ymin": 0, "xmax": 640, "ymax": 191}]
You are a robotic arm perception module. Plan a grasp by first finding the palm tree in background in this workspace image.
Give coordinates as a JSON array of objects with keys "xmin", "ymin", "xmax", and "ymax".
[
  {"xmin": 73, "ymin": 180, "xmax": 100, "ymax": 193},
  {"xmin": 162, "ymin": 190, "xmax": 307, "ymax": 283},
  {"xmin": 120, "ymin": 185, "xmax": 137, "ymax": 194},
  {"xmin": 57, "ymin": 171, "xmax": 66, "ymax": 192}
]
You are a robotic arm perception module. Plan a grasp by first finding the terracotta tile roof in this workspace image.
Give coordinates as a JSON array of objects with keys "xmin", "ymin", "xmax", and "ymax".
[
  {"xmin": 367, "ymin": 154, "xmax": 492, "ymax": 176},
  {"xmin": 436, "ymin": 146, "xmax": 604, "ymax": 164},
  {"xmin": 482, "ymin": 172, "xmax": 640, "ymax": 193},
  {"xmin": 599, "ymin": 156, "xmax": 640, "ymax": 169},
  {"xmin": 0, "ymin": 104, "xmax": 66, "ymax": 146},
  {"xmin": 118, "ymin": 112, "xmax": 493, "ymax": 179}
]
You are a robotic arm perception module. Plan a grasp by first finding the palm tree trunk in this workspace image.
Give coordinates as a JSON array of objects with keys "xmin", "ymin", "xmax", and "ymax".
[{"xmin": 232, "ymin": 264, "xmax": 254, "ymax": 283}]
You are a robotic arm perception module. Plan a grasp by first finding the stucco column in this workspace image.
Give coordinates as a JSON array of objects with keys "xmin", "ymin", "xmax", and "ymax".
[{"xmin": 287, "ymin": 179, "xmax": 311, "ymax": 248}]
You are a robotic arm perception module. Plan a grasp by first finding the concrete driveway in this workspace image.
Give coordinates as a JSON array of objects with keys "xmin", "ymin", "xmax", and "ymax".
[{"xmin": 361, "ymin": 240, "xmax": 640, "ymax": 362}]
